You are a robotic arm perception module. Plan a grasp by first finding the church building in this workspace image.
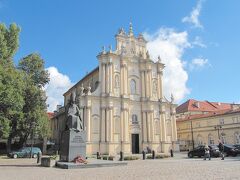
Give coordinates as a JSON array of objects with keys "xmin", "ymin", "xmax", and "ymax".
[{"xmin": 51, "ymin": 24, "xmax": 178, "ymax": 155}]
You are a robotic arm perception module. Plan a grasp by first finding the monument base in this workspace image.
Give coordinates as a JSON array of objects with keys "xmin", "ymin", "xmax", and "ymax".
[
  {"xmin": 56, "ymin": 160, "xmax": 128, "ymax": 169},
  {"xmin": 60, "ymin": 130, "xmax": 86, "ymax": 162}
]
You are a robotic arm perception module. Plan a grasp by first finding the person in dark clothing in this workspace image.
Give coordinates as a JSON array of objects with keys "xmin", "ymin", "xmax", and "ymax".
[{"xmin": 219, "ymin": 140, "xmax": 224, "ymax": 160}]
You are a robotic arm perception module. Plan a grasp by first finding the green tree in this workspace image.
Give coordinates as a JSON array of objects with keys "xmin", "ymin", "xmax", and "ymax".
[
  {"xmin": 0, "ymin": 23, "xmax": 20, "ymax": 66},
  {"xmin": 0, "ymin": 23, "xmax": 50, "ymax": 152},
  {"xmin": 0, "ymin": 23, "xmax": 24, "ymax": 152},
  {"xmin": 18, "ymin": 53, "xmax": 50, "ymax": 146}
]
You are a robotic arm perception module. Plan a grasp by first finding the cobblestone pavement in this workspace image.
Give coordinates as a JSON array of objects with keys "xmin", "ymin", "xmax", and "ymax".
[{"xmin": 1, "ymin": 153, "xmax": 240, "ymax": 180}]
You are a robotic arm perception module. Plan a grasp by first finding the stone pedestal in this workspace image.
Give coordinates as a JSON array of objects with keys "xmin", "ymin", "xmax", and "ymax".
[{"xmin": 60, "ymin": 130, "xmax": 86, "ymax": 162}]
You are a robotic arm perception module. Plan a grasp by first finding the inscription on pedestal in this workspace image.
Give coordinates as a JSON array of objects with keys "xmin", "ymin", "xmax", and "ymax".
[{"xmin": 60, "ymin": 130, "xmax": 86, "ymax": 162}]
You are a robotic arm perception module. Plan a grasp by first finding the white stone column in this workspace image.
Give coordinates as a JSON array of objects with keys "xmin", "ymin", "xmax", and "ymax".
[
  {"xmin": 123, "ymin": 109, "xmax": 129, "ymax": 142},
  {"xmin": 86, "ymin": 107, "xmax": 91, "ymax": 142},
  {"xmin": 141, "ymin": 71, "xmax": 145, "ymax": 98},
  {"xmin": 105, "ymin": 108, "xmax": 109, "ymax": 142},
  {"xmin": 124, "ymin": 65, "xmax": 128, "ymax": 95},
  {"xmin": 109, "ymin": 63, "xmax": 113, "ymax": 95},
  {"xmin": 121, "ymin": 63, "xmax": 128, "ymax": 96},
  {"xmin": 120, "ymin": 110, "xmax": 124, "ymax": 142},
  {"xmin": 171, "ymin": 112, "xmax": 177, "ymax": 141},
  {"xmin": 120, "ymin": 64, "xmax": 124, "ymax": 96},
  {"xmin": 157, "ymin": 71, "xmax": 163, "ymax": 99},
  {"xmin": 145, "ymin": 71, "xmax": 149, "ymax": 98},
  {"xmin": 142, "ymin": 112, "xmax": 147, "ymax": 142},
  {"xmin": 109, "ymin": 107, "xmax": 113, "ymax": 142},
  {"xmin": 106, "ymin": 63, "xmax": 109, "ymax": 94},
  {"xmin": 147, "ymin": 112, "xmax": 151, "ymax": 142},
  {"xmin": 101, "ymin": 63, "xmax": 106, "ymax": 95},
  {"xmin": 150, "ymin": 111, "xmax": 155, "ymax": 142},
  {"xmin": 100, "ymin": 108, "xmax": 105, "ymax": 142},
  {"xmin": 149, "ymin": 70, "xmax": 153, "ymax": 98},
  {"xmin": 160, "ymin": 111, "xmax": 167, "ymax": 142}
]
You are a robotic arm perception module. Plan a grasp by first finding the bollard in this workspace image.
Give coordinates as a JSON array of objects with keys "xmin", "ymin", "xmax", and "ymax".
[
  {"xmin": 120, "ymin": 151, "xmax": 124, "ymax": 161},
  {"xmin": 170, "ymin": 149, "xmax": 173, "ymax": 157},
  {"xmin": 142, "ymin": 150, "xmax": 146, "ymax": 160},
  {"xmin": 97, "ymin": 152, "xmax": 100, "ymax": 159},
  {"xmin": 152, "ymin": 150, "xmax": 155, "ymax": 159}
]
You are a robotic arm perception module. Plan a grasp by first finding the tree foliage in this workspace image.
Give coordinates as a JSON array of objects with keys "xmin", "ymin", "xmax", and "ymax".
[
  {"xmin": 0, "ymin": 23, "xmax": 24, "ymax": 140},
  {"xmin": 0, "ymin": 23, "xmax": 50, "ymax": 151}
]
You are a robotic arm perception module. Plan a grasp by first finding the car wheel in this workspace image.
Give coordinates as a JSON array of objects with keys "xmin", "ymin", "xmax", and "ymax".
[
  {"xmin": 13, "ymin": 154, "xmax": 17, "ymax": 159},
  {"xmin": 33, "ymin": 154, "xmax": 37, "ymax": 158},
  {"xmin": 188, "ymin": 153, "xmax": 193, "ymax": 158},
  {"xmin": 232, "ymin": 153, "xmax": 237, "ymax": 157}
]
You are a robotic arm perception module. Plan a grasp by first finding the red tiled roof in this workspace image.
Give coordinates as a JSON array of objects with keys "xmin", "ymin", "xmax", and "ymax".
[
  {"xmin": 47, "ymin": 112, "xmax": 54, "ymax": 119},
  {"xmin": 177, "ymin": 108, "xmax": 240, "ymax": 122},
  {"xmin": 176, "ymin": 99, "xmax": 232, "ymax": 114}
]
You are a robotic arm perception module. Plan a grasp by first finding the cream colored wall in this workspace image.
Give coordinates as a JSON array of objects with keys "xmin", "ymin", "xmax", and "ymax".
[
  {"xmin": 51, "ymin": 28, "xmax": 178, "ymax": 156},
  {"xmin": 177, "ymin": 112, "xmax": 240, "ymax": 150}
]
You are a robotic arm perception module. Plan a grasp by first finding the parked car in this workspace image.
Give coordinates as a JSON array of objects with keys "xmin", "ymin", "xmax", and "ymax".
[
  {"xmin": 188, "ymin": 145, "xmax": 220, "ymax": 158},
  {"xmin": 233, "ymin": 144, "xmax": 240, "ymax": 151},
  {"xmin": 219, "ymin": 144, "xmax": 239, "ymax": 157},
  {"xmin": 8, "ymin": 147, "xmax": 42, "ymax": 158}
]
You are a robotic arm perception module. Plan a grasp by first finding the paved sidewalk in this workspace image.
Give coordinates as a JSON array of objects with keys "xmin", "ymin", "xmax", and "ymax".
[{"xmin": 1, "ymin": 153, "xmax": 240, "ymax": 180}]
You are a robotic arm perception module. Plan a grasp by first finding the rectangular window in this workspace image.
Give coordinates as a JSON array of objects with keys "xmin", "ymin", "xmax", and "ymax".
[{"xmin": 219, "ymin": 119, "xmax": 224, "ymax": 125}]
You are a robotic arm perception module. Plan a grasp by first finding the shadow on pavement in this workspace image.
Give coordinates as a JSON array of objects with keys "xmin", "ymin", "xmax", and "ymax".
[{"xmin": 0, "ymin": 164, "xmax": 40, "ymax": 167}]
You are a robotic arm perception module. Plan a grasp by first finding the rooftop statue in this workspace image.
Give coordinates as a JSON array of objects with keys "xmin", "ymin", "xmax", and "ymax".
[{"xmin": 66, "ymin": 92, "xmax": 83, "ymax": 132}]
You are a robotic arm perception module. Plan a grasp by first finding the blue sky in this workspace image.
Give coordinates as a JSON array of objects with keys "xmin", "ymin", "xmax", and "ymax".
[{"xmin": 1, "ymin": 0, "xmax": 240, "ymax": 111}]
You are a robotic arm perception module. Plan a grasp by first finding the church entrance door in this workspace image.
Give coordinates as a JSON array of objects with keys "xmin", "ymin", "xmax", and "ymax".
[{"xmin": 131, "ymin": 134, "xmax": 139, "ymax": 154}]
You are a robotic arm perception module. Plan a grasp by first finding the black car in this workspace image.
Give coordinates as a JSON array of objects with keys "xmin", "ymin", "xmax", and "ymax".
[
  {"xmin": 220, "ymin": 144, "xmax": 239, "ymax": 157},
  {"xmin": 233, "ymin": 144, "xmax": 240, "ymax": 151},
  {"xmin": 188, "ymin": 145, "xmax": 220, "ymax": 158}
]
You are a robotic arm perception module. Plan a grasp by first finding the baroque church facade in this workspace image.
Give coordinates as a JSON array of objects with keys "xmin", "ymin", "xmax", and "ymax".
[{"xmin": 51, "ymin": 24, "xmax": 178, "ymax": 155}]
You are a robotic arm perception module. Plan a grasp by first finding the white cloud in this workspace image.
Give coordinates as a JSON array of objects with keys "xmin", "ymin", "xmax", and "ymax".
[
  {"xmin": 182, "ymin": 0, "xmax": 204, "ymax": 28},
  {"xmin": 189, "ymin": 58, "xmax": 210, "ymax": 70},
  {"xmin": 144, "ymin": 28, "xmax": 190, "ymax": 103},
  {"xmin": 192, "ymin": 36, "xmax": 206, "ymax": 48},
  {"xmin": 44, "ymin": 67, "xmax": 74, "ymax": 112}
]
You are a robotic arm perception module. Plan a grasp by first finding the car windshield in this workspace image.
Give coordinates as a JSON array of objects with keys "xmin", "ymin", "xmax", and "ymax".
[
  {"xmin": 224, "ymin": 144, "xmax": 234, "ymax": 148},
  {"xmin": 210, "ymin": 145, "xmax": 219, "ymax": 149},
  {"xmin": 18, "ymin": 148, "xmax": 26, "ymax": 152}
]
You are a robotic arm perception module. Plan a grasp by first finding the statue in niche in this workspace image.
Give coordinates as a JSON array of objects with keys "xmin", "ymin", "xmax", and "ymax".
[
  {"xmin": 153, "ymin": 80, "xmax": 157, "ymax": 96},
  {"xmin": 115, "ymin": 74, "xmax": 120, "ymax": 88},
  {"xmin": 66, "ymin": 92, "xmax": 83, "ymax": 132}
]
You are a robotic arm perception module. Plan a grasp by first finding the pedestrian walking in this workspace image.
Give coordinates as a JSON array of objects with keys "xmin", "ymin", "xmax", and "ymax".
[
  {"xmin": 204, "ymin": 145, "xmax": 211, "ymax": 160},
  {"xmin": 219, "ymin": 140, "xmax": 224, "ymax": 160}
]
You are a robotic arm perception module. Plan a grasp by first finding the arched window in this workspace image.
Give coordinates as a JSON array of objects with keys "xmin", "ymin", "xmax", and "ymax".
[
  {"xmin": 115, "ymin": 74, "xmax": 120, "ymax": 88},
  {"xmin": 235, "ymin": 132, "xmax": 240, "ymax": 144},
  {"xmin": 208, "ymin": 134, "xmax": 214, "ymax": 145},
  {"xmin": 130, "ymin": 79, "xmax": 136, "ymax": 94},
  {"xmin": 197, "ymin": 134, "xmax": 203, "ymax": 145},
  {"xmin": 132, "ymin": 114, "xmax": 138, "ymax": 124}
]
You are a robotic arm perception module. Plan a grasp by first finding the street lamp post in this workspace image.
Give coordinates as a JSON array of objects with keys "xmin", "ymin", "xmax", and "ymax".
[
  {"xmin": 214, "ymin": 125, "xmax": 222, "ymax": 140},
  {"xmin": 190, "ymin": 121, "xmax": 195, "ymax": 149}
]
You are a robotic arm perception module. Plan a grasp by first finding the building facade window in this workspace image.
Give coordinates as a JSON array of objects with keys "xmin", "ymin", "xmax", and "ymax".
[
  {"xmin": 235, "ymin": 132, "xmax": 240, "ymax": 144},
  {"xmin": 115, "ymin": 74, "xmax": 120, "ymax": 88},
  {"xmin": 132, "ymin": 114, "xmax": 138, "ymax": 124},
  {"xmin": 219, "ymin": 119, "xmax": 224, "ymax": 125},
  {"xmin": 208, "ymin": 134, "xmax": 214, "ymax": 145},
  {"xmin": 197, "ymin": 134, "xmax": 203, "ymax": 145},
  {"xmin": 130, "ymin": 79, "xmax": 136, "ymax": 94}
]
